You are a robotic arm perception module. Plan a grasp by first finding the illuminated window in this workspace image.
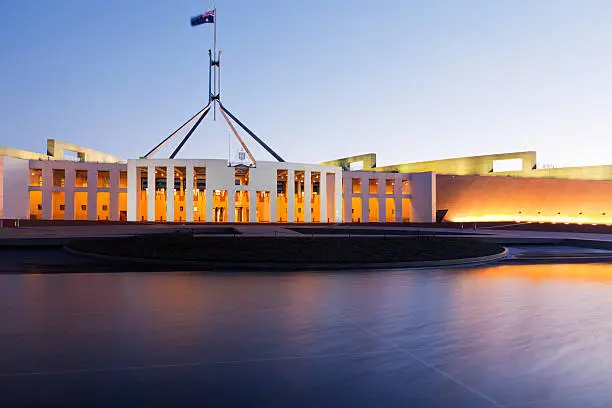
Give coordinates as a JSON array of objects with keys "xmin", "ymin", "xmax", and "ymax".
[
  {"xmin": 75, "ymin": 170, "xmax": 88, "ymax": 187},
  {"xmin": 385, "ymin": 179, "xmax": 394, "ymax": 194},
  {"xmin": 352, "ymin": 178, "xmax": 361, "ymax": 194},
  {"xmin": 53, "ymin": 169, "xmax": 65, "ymax": 187},
  {"xmin": 119, "ymin": 171, "xmax": 128, "ymax": 188},
  {"xmin": 30, "ymin": 169, "xmax": 42, "ymax": 186},
  {"xmin": 235, "ymin": 167, "xmax": 249, "ymax": 186},
  {"xmin": 402, "ymin": 180, "xmax": 412, "ymax": 195},
  {"xmin": 369, "ymin": 179, "xmax": 378, "ymax": 194},
  {"xmin": 98, "ymin": 171, "xmax": 110, "ymax": 188}
]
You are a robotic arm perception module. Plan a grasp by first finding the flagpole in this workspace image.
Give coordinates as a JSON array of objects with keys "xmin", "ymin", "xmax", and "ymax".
[{"xmin": 213, "ymin": 7, "xmax": 217, "ymax": 120}]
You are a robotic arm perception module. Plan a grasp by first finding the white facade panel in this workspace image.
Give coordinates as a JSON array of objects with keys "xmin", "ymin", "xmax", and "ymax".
[{"xmin": 0, "ymin": 157, "xmax": 30, "ymax": 219}]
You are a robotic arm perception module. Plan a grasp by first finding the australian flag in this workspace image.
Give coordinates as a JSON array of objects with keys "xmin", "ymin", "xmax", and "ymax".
[{"xmin": 191, "ymin": 9, "xmax": 215, "ymax": 26}]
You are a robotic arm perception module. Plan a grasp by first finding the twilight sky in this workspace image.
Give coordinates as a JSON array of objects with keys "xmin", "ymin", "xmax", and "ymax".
[{"xmin": 2, "ymin": 0, "xmax": 612, "ymax": 167}]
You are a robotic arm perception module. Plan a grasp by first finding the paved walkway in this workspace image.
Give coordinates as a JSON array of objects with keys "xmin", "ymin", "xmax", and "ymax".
[{"xmin": 2, "ymin": 223, "xmax": 612, "ymax": 246}]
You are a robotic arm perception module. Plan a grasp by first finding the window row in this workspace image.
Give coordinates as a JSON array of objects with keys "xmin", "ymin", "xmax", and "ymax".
[
  {"xmin": 351, "ymin": 178, "xmax": 412, "ymax": 195},
  {"xmin": 30, "ymin": 169, "xmax": 127, "ymax": 188},
  {"xmin": 137, "ymin": 167, "xmax": 328, "ymax": 195}
]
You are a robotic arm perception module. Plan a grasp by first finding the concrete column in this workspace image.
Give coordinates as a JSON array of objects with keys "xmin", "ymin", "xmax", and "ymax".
[
  {"xmin": 319, "ymin": 173, "xmax": 327, "ymax": 223},
  {"xmin": 227, "ymin": 190, "xmax": 235, "ymax": 222},
  {"xmin": 205, "ymin": 189, "xmax": 213, "ymax": 222},
  {"xmin": 109, "ymin": 168, "xmax": 120, "ymax": 221},
  {"xmin": 411, "ymin": 172, "xmax": 436, "ymax": 223},
  {"xmin": 249, "ymin": 190, "xmax": 257, "ymax": 222},
  {"xmin": 287, "ymin": 169, "xmax": 295, "ymax": 222},
  {"xmin": 127, "ymin": 163, "xmax": 136, "ymax": 221},
  {"xmin": 186, "ymin": 166, "xmax": 194, "ymax": 222},
  {"xmin": 41, "ymin": 166, "xmax": 53, "ymax": 220},
  {"xmin": 394, "ymin": 175, "xmax": 403, "ymax": 223},
  {"xmin": 304, "ymin": 170, "xmax": 312, "ymax": 222},
  {"xmin": 87, "ymin": 169, "xmax": 97, "ymax": 221},
  {"xmin": 147, "ymin": 165, "xmax": 155, "ymax": 222},
  {"xmin": 64, "ymin": 168, "xmax": 75, "ymax": 221},
  {"xmin": 335, "ymin": 170, "xmax": 343, "ymax": 222},
  {"xmin": 166, "ymin": 165, "xmax": 174, "ymax": 222},
  {"xmin": 270, "ymin": 192, "xmax": 277, "ymax": 222},
  {"xmin": 343, "ymin": 174, "xmax": 352, "ymax": 222},
  {"xmin": 361, "ymin": 175, "xmax": 369, "ymax": 222},
  {"xmin": 378, "ymin": 176, "xmax": 386, "ymax": 223}
]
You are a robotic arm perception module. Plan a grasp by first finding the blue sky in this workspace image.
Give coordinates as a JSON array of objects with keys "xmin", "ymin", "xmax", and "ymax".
[{"xmin": 2, "ymin": 1, "xmax": 612, "ymax": 166}]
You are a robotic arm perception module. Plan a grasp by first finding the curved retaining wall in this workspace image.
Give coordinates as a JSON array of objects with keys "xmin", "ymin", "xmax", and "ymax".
[{"xmin": 64, "ymin": 247, "xmax": 508, "ymax": 271}]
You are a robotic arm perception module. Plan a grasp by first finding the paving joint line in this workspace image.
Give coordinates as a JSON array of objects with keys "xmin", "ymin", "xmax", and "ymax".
[
  {"xmin": 0, "ymin": 349, "xmax": 394, "ymax": 378},
  {"xmin": 326, "ymin": 306, "xmax": 503, "ymax": 408}
]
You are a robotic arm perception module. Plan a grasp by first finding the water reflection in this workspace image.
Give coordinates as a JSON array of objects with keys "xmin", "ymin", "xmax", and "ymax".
[
  {"xmin": 473, "ymin": 262, "xmax": 612, "ymax": 282},
  {"xmin": 1, "ymin": 264, "xmax": 612, "ymax": 407}
]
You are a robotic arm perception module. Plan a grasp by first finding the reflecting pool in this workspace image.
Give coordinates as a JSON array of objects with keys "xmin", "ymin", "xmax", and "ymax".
[{"xmin": 2, "ymin": 262, "xmax": 612, "ymax": 407}]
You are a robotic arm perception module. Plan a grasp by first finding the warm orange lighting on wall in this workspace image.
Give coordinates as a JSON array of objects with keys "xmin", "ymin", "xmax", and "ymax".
[
  {"xmin": 438, "ymin": 174, "xmax": 612, "ymax": 226},
  {"xmin": 451, "ymin": 214, "xmax": 612, "ymax": 225}
]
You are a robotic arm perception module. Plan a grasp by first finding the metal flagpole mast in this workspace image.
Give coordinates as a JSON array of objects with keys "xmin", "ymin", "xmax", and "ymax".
[{"xmin": 212, "ymin": 6, "xmax": 217, "ymax": 120}]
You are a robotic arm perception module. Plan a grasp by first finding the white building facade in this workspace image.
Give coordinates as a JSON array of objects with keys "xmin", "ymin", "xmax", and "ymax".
[
  {"xmin": 0, "ymin": 139, "xmax": 437, "ymax": 223},
  {"xmin": 342, "ymin": 171, "xmax": 436, "ymax": 223},
  {"xmin": 0, "ymin": 141, "xmax": 127, "ymax": 221},
  {"xmin": 127, "ymin": 159, "xmax": 344, "ymax": 223}
]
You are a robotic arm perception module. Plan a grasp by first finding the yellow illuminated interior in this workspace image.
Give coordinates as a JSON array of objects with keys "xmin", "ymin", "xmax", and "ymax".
[
  {"xmin": 97, "ymin": 192, "xmax": 110, "ymax": 221},
  {"xmin": 75, "ymin": 170, "xmax": 87, "ymax": 187},
  {"xmin": 213, "ymin": 190, "xmax": 228, "ymax": 222},
  {"xmin": 386, "ymin": 197, "xmax": 395, "ymax": 222},
  {"xmin": 119, "ymin": 192, "xmax": 127, "ymax": 221},
  {"xmin": 30, "ymin": 169, "xmax": 42, "ymax": 187},
  {"xmin": 311, "ymin": 172, "xmax": 321, "ymax": 222},
  {"xmin": 402, "ymin": 198, "xmax": 411, "ymax": 222},
  {"xmin": 295, "ymin": 171, "xmax": 305, "ymax": 222},
  {"xmin": 29, "ymin": 191, "xmax": 42, "ymax": 219},
  {"xmin": 74, "ymin": 192, "xmax": 88, "ymax": 220},
  {"xmin": 351, "ymin": 197, "xmax": 362, "ymax": 222},
  {"xmin": 368, "ymin": 197, "xmax": 379, "ymax": 222},
  {"xmin": 277, "ymin": 169, "xmax": 288, "ymax": 222},
  {"xmin": 256, "ymin": 191, "xmax": 270, "ymax": 222},
  {"xmin": 235, "ymin": 191, "xmax": 249, "ymax": 222},
  {"xmin": 52, "ymin": 191, "xmax": 65, "ymax": 220}
]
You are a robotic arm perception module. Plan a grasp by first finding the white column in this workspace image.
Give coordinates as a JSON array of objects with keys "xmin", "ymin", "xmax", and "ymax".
[
  {"xmin": 249, "ymin": 190, "xmax": 257, "ymax": 222},
  {"xmin": 87, "ymin": 168, "xmax": 97, "ymax": 221},
  {"xmin": 304, "ymin": 170, "xmax": 312, "ymax": 222},
  {"xmin": 319, "ymin": 173, "xmax": 327, "ymax": 223},
  {"xmin": 361, "ymin": 175, "xmax": 369, "ymax": 222},
  {"xmin": 186, "ymin": 166, "xmax": 194, "ymax": 222},
  {"xmin": 127, "ymin": 163, "xmax": 137, "ymax": 221},
  {"xmin": 64, "ymin": 168, "xmax": 75, "ymax": 221},
  {"xmin": 109, "ymin": 168, "xmax": 120, "ymax": 221},
  {"xmin": 166, "ymin": 165, "xmax": 174, "ymax": 222},
  {"xmin": 411, "ymin": 172, "xmax": 436, "ymax": 223},
  {"xmin": 41, "ymin": 166, "xmax": 52, "ymax": 220},
  {"xmin": 227, "ymin": 190, "xmax": 235, "ymax": 222},
  {"xmin": 205, "ymin": 189, "xmax": 213, "ymax": 222},
  {"xmin": 394, "ymin": 175, "xmax": 402, "ymax": 223},
  {"xmin": 270, "ymin": 192, "xmax": 277, "ymax": 222},
  {"xmin": 335, "ymin": 170, "xmax": 342, "ymax": 223},
  {"xmin": 343, "ymin": 174, "xmax": 352, "ymax": 223},
  {"xmin": 147, "ymin": 165, "xmax": 155, "ymax": 222},
  {"xmin": 378, "ymin": 176, "xmax": 386, "ymax": 223},
  {"xmin": 287, "ymin": 169, "xmax": 295, "ymax": 222}
]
